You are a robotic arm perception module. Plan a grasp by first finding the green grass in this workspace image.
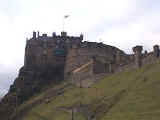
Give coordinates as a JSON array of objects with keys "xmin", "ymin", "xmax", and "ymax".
[{"xmin": 16, "ymin": 61, "xmax": 160, "ymax": 120}]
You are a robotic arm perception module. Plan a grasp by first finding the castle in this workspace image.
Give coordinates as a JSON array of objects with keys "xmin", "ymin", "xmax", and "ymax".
[
  {"xmin": 1, "ymin": 31, "xmax": 160, "ymax": 120},
  {"xmin": 23, "ymin": 31, "xmax": 132, "ymax": 87},
  {"xmin": 24, "ymin": 31, "xmax": 83, "ymax": 69},
  {"xmin": 5, "ymin": 31, "xmax": 132, "ymax": 103},
  {"xmin": 9, "ymin": 31, "xmax": 160, "ymax": 94}
]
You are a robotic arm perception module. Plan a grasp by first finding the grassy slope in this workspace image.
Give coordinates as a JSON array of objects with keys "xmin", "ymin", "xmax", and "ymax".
[{"xmin": 19, "ymin": 61, "xmax": 160, "ymax": 120}]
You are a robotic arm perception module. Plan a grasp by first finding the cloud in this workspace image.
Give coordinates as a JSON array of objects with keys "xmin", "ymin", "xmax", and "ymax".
[
  {"xmin": 0, "ymin": 72, "xmax": 16, "ymax": 95},
  {"xmin": 94, "ymin": 0, "xmax": 160, "ymax": 53}
]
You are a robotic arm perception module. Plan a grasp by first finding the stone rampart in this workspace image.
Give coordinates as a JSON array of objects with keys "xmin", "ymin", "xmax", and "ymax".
[{"xmin": 64, "ymin": 42, "xmax": 128, "ymax": 79}]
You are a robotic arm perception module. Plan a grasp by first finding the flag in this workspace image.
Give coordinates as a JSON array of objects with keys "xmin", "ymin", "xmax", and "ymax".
[{"xmin": 64, "ymin": 15, "xmax": 69, "ymax": 18}]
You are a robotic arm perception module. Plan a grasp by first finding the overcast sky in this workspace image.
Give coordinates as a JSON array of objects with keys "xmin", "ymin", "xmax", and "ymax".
[{"xmin": 0, "ymin": 0, "xmax": 160, "ymax": 95}]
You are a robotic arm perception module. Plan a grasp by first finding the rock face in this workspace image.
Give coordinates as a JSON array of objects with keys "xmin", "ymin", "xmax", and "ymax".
[{"xmin": 0, "ymin": 31, "xmax": 130, "ymax": 120}]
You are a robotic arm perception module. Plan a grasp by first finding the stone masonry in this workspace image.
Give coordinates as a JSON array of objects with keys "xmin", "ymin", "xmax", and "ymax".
[
  {"xmin": 133, "ymin": 46, "xmax": 143, "ymax": 68},
  {"xmin": 64, "ymin": 41, "xmax": 129, "ymax": 80},
  {"xmin": 153, "ymin": 45, "xmax": 160, "ymax": 58}
]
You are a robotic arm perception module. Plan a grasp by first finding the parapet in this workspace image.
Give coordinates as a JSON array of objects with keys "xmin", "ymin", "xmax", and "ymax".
[
  {"xmin": 61, "ymin": 31, "xmax": 67, "ymax": 37},
  {"xmin": 132, "ymin": 46, "xmax": 143, "ymax": 53},
  {"xmin": 42, "ymin": 34, "xmax": 47, "ymax": 38},
  {"xmin": 29, "ymin": 31, "xmax": 83, "ymax": 42}
]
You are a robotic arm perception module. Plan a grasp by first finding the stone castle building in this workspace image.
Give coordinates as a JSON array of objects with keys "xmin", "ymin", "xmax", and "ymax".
[
  {"xmin": 23, "ymin": 31, "xmax": 132, "ymax": 87},
  {"xmin": 6, "ymin": 31, "xmax": 133, "ymax": 103},
  {"xmin": 6, "ymin": 31, "xmax": 160, "ymax": 100},
  {"xmin": 1, "ymin": 31, "xmax": 160, "ymax": 120}
]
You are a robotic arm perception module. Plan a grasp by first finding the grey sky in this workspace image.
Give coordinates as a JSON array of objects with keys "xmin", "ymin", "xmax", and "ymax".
[{"xmin": 0, "ymin": 0, "xmax": 160, "ymax": 95}]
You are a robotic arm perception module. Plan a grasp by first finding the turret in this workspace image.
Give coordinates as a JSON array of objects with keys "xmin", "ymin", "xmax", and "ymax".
[
  {"xmin": 132, "ymin": 45, "xmax": 143, "ymax": 68},
  {"xmin": 42, "ymin": 34, "xmax": 47, "ymax": 38},
  {"xmin": 52, "ymin": 32, "xmax": 56, "ymax": 37},
  {"xmin": 37, "ymin": 31, "xmax": 40, "ymax": 37},
  {"xmin": 153, "ymin": 45, "xmax": 160, "ymax": 58},
  {"xmin": 80, "ymin": 34, "xmax": 83, "ymax": 42},
  {"xmin": 61, "ymin": 31, "xmax": 67, "ymax": 37},
  {"xmin": 33, "ymin": 31, "xmax": 36, "ymax": 39}
]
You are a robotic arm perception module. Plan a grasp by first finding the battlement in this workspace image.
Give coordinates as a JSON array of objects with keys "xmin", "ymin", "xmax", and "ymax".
[
  {"xmin": 28, "ymin": 31, "xmax": 83, "ymax": 43},
  {"xmin": 133, "ymin": 46, "xmax": 143, "ymax": 53}
]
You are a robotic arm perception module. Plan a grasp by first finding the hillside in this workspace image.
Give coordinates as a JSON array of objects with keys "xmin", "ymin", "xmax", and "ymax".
[{"xmin": 11, "ymin": 59, "xmax": 160, "ymax": 120}]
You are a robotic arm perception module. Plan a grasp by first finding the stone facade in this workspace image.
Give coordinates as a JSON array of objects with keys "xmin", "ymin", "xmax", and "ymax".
[
  {"xmin": 71, "ymin": 58, "xmax": 112, "ymax": 87},
  {"xmin": 93, "ymin": 58, "xmax": 109, "ymax": 74},
  {"xmin": 24, "ymin": 31, "xmax": 83, "ymax": 69},
  {"xmin": 71, "ymin": 60, "xmax": 94, "ymax": 87},
  {"xmin": 64, "ymin": 41, "xmax": 129, "ymax": 79}
]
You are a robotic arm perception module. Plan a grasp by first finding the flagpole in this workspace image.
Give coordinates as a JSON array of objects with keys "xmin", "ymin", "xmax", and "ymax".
[
  {"xmin": 63, "ymin": 15, "xmax": 69, "ymax": 32},
  {"xmin": 63, "ymin": 17, "xmax": 64, "ymax": 32}
]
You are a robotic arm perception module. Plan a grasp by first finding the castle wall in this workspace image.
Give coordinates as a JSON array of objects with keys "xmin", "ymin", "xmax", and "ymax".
[
  {"xmin": 71, "ymin": 60, "xmax": 94, "ymax": 87},
  {"xmin": 24, "ymin": 32, "xmax": 83, "ymax": 69},
  {"xmin": 23, "ymin": 32, "xmax": 133, "ymax": 87},
  {"xmin": 93, "ymin": 59, "xmax": 109, "ymax": 74},
  {"xmin": 64, "ymin": 42, "xmax": 125, "ymax": 79},
  {"xmin": 25, "ymin": 38, "xmax": 66, "ymax": 69}
]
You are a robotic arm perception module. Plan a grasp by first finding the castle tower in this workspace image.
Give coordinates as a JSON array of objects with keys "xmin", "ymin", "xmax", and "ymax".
[
  {"xmin": 133, "ymin": 46, "xmax": 143, "ymax": 68},
  {"xmin": 33, "ymin": 31, "xmax": 36, "ymax": 39},
  {"xmin": 153, "ymin": 45, "xmax": 160, "ymax": 58},
  {"xmin": 61, "ymin": 31, "xmax": 67, "ymax": 37}
]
